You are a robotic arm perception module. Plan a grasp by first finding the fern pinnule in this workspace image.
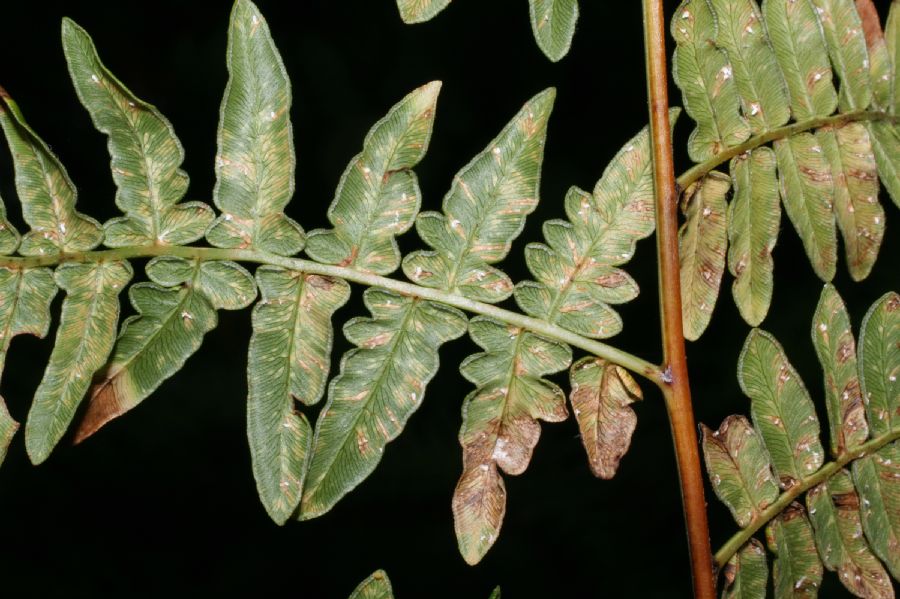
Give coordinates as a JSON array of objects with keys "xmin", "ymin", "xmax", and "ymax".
[
  {"xmin": 403, "ymin": 88, "xmax": 555, "ymax": 304},
  {"xmin": 678, "ymin": 171, "xmax": 730, "ymax": 341},
  {"xmin": 0, "ymin": 89, "xmax": 103, "ymax": 255},
  {"xmin": 206, "ymin": 0, "xmax": 304, "ymax": 255},
  {"xmin": 306, "ymin": 81, "xmax": 441, "ymax": 275},
  {"xmin": 24, "ymin": 261, "xmax": 132, "ymax": 464},
  {"xmin": 247, "ymin": 267, "xmax": 350, "ymax": 524},
  {"xmin": 62, "ymin": 18, "xmax": 214, "ymax": 247}
]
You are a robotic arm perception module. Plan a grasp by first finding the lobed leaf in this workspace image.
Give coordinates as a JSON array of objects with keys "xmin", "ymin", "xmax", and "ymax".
[
  {"xmin": 0, "ymin": 266, "xmax": 56, "ymax": 463},
  {"xmin": 739, "ymin": 329, "xmax": 825, "ymax": 487},
  {"xmin": 709, "ymin": 0, "xmax": 791, "ymax": 133},
  {"xmin": 679, "ymin": 171, "xmax": 730, "ymax": 341},
  {"xmin": 299, "ymin": 290, "xmax": 467, "ymax": 519},
  {"xmin": 812, "ymin": 284, "xmax": 868, "ymax": 456},
  {"xmin": 852, "ymin": 441, "xmax": 900, "ymax": 579},
  {"xmin": 528, "ymin": 0, "xmax": 579, "ymax": 63},
  {"xmin": 348, "ymin": 570, "xmax": 394, "ymax": 599},
  {"xmin": 61, "ymin": 19, "xmax": 214, "ymax": 247},
  {"xmin": 403, "ymin": 89, "xmax": 555, "ymax": 303},
  {"xmin": 24, "ymin": 262, "xmax": 132, "ymax": 464},
  {"xmin": 74, "ymin": 257, "xmax": 255, "ymax": 441},
  {"xmin": 0, "ymin": 89, "xmax": 102, "ymax": 255},
  {"xmin": 774, "ymin": 133, "xmax": 837, "ymax": 282},
  {"xmin": 809, "ymin": 0, "xmax": 873, "ymax": 112},
  {"xmin": 702, "ymin": 415, "xmax": 780, "ymax": 528},
  {"xmin": 672, "ymin": 0, "xmax": 751, "ymax": 162},
  {"xmin": 721, "ymin": 539, "xmax": 769, "ymax": 599},
  {"xmin": 453, "ymin": 317, "xmax": 571, "ymax": 565},
  {"xmin": 766, "ymin": 502, "xmax": 824, "ymax": 598},
  {"xmin": 305, "ymin": 82, "xmax": 441, "ymax": 274},
  {"xmin": 569, "ymin": 357, "xmax": 641, "ymax": 479},
  {"xmin": 396, "ymin": 0, "xmax": 451, "ymax": 24},
  {"xmin": 514, "ymin": 112, "xmax": 677, "ymax": 338},
  {"xmin": 247, "ymin": 266, "xmax": 350, "ymax": 524},
  {"xmin": 818, "ymin": 123, "xmax": 884, "ymax": 282},
  {"xmin": 859, "ymin": 292, "xmax": 899, "ymax": 437},
  {"xmin": 206, "ymin": 0, "xmax": 304, "ymax": 255},
  {"xmin": 807, "ymin": 469, "xmax": 894, "ymax": 598},
  {"xmin": 763, "ymin": 0, "xmax": 838, "ymax": 121},
  {"xmin": 728, "ymin": 148, "xmax": 780, "ymax": 327}
]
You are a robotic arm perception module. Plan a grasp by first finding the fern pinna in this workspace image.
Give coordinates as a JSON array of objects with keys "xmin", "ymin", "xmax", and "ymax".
[
  {"xmin": 0, "ymin": 0, "xmax": 659, "ymax": 564},
  {"xmin": 0, "ymin": 0, "xmax": 898, "ymax": 596},
  {"xmin": 672, "ymin": 0, "xmax": 899, "ymax": 340},
  {"xmin": 705, "ymin": 286, "xmax": 899, "ymax": 597}
]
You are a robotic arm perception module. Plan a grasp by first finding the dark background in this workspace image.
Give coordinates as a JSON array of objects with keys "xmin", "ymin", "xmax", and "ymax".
[{"xmin": 0, "ymin": 1, "xmax": 895, "ymax": 597}]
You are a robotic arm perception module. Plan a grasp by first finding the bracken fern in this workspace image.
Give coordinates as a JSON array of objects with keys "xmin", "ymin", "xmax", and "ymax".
[{"xmin": 0, "ymin": 0, "xmax": 897, "ymax": 596}]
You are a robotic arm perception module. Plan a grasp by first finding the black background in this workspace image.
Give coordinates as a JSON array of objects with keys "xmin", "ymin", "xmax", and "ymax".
[{"xmin": 0, "ymin": 1, "xmax": 896, "ymax": 597}]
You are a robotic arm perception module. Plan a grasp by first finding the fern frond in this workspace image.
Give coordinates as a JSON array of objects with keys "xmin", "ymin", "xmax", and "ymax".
[
  {"xmin": 709, "ymin": 286, "xmax": 900, "ymax": 596},
  {"xmin": 528, "ymin": 0, "xmax": 580, "ymax": 63},
  {"xmin": 452, "ymin": 317, "xmax": 571, "ymax": 565},
  {"xmin": 348, "ymin": 570, "xmax": 394, "ymax": 599},
  {"xmin": 306, "ymin": 82, "xmax": 441, "ymax": 275},
  {"xmin": 396, "ymin": 0, "xmax": 451, "ymax": 24},
  {"xmin": 515, "ymin": 112, "xmax": 676, "ymax": 339},
  {"xmin": 75, "ymin": 257, "xmax": 256, "ymax": 441},
  {"xmin": 404, "ymin": 89, "xmax": 555, "ymax": 303},
  {"xmin": 24, "ymin": 262, "xmax": 132, "ymax": 464},
  {"xmin": 300, "ymin": 292, "xmax": 466, "ymax": 519},
  {"xmin": 672, "ymin": 0, "xmax": 900, "ymax": 336},
  {"xmin": 206, "ymin": 0, "xmax": 304, "ymax": 255},
  {"xmin": 0, "ymin": 90, "xmax": 103, "ymax": 255},
  {"xmin": 61, "ymin": 19, "xmax": 214, "ymax": 247},
  {"xmin": 247, "ymin": 267, "xmax": 350, "ymax": 524},
  {"xmin": 678, "ymin": 171, "xmax": 730, "ymax": 341}
]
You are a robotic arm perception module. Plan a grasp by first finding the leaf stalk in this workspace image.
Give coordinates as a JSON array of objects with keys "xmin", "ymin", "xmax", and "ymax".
[
  {"xmin": 0, "ymin": 246, "xmax": 665, "ymax": 385},
  {"xmin": 676, "ymin": 110, "xmax": 896, "ymax": 189},
  {"xmin": 642, "ymin": 1, "xmax": 716, "ymax": 597}
]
